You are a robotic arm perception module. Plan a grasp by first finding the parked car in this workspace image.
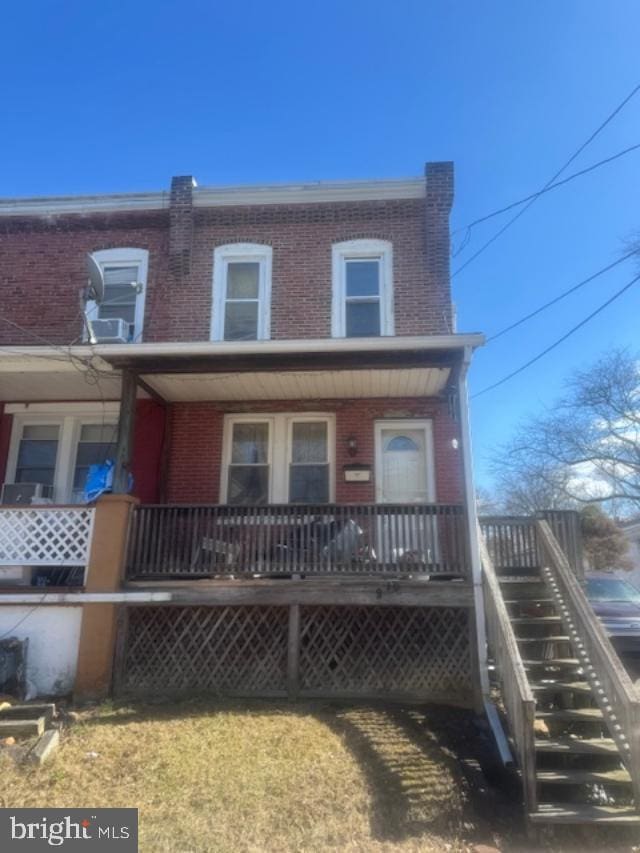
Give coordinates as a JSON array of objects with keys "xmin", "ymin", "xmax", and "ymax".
[{"xmin": 585, "ymin": 574, "xmax": 640, "ymax": 656}]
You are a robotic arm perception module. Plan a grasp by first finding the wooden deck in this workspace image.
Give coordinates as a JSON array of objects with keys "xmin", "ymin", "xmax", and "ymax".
[{"xmin": 125, "ymin": 576, "xmax": 474, "ymax": 607}]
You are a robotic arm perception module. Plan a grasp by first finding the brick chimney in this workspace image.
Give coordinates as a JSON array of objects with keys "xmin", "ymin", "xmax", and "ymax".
[
  {"xmin": 169, "ymin": 175, "xmax": 196, "ymax": 279},
  {"xmin": 424, "ymin": 161, "xmax": 454, "ymax": 332}
]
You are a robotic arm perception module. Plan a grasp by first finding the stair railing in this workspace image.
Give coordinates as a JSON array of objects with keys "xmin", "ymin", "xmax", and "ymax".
[
  {"xmin": 481, "ymin": 535, "xmax": 537, "ymax": 813},
  {"xmin": 537, "ymin": 519, "xmax": 640, "ymax": 806}
]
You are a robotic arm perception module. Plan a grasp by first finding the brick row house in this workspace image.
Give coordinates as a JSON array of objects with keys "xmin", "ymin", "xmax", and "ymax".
[{"xmin": 0, "ymin": 164, "xmax": 486, "ymax": 706}]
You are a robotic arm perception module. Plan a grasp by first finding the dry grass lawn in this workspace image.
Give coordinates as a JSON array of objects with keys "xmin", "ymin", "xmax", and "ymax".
[{"xmin": 0, "ymin": 700, "xmax": 491, "ymax": 853}]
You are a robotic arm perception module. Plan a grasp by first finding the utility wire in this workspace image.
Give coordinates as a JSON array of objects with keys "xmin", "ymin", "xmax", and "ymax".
[
  {"xmin": 453, "ymin": 81, "xmax": 640, "ymax": 277},
  {"xmin": 452, "ymin": 141, "xmax": 640, "ymax": 247},
  {"xmin": 473, "ymin": 272, "xmax": 640, "ymax": 398},
  {"xmin": 0, "ymin": 314, "xmax": 116, "ymax": 381},
  {"xmin": 486, "ymin": 249, "xmax": 637, "ymax": 343}
]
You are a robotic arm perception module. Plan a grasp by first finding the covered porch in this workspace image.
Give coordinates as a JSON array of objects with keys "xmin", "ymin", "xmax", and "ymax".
[{"xmin": 0, "ymin": 334, "xmax": 483, "ymax": 589}]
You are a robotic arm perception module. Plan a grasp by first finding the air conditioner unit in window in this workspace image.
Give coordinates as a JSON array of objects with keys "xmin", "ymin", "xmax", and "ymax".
[
  {"xmin": 90, "ymin": 318, "xmax": 130, "ymax": 344},
  {"xmin": 1, "ymin": 483, "xmax": 54, "ymax": 505}
]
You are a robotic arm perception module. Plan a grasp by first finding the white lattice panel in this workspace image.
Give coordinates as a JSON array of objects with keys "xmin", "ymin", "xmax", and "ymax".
[{"xmin": 0, "ymin": 508, "xmax": 95, "ymax": 566}]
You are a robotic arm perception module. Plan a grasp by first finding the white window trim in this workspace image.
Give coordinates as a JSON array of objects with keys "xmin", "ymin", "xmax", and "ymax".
[
  {"xmin": 374, "ymin": 419, "xmax": 435, "ymax": 504},
  {"xmin": 5, "ymin": 406, "xmax": 119, "ymax": 504},
  {"xmin": 331, "ymin": 239, "xmax": 394, "ymax": 338},
  {"xmin": 211, "ymin": 244, "xmax": 273, "ymax": 342},
  {"xmin": 220, "ymin": 412, "xmax": 335, "ymax": 504},
  {"xmin": 86, "ymin": 248, "xmax": 149, "ymax": 343}
]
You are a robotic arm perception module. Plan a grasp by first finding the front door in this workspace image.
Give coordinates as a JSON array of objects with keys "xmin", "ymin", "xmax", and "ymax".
[{"xmin": 374, "ymin": 420, "xmax": 436, "ymax": 566}]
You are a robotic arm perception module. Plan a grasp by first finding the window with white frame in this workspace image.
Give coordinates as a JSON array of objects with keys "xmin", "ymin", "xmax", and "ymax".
[
  {"xmin": 14, "ymin": 425, "xmax": 60, "ymax": 488},
  {"xmin": 86, "ymin": 248, "xmax": 149, "ymax": 342},
  {"xmin": 332, "ymin": 239, "xmax": 393, "ymax": 338},
  {"xmin": 222, "ymin": 414, "xmax": 333, "ymax": 505},
  {"xmin": 6, "ymin": 406, "xmax": 119, "ymax": 503},
  {"xmin": 211, "ymin": 244, "xmax": 272, "ymax": 342}
]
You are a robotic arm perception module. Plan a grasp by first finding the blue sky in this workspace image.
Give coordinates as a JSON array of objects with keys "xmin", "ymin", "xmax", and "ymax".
[{"xmin": 2, "ymin": 1, "xmax": 639, "ymax": 488}]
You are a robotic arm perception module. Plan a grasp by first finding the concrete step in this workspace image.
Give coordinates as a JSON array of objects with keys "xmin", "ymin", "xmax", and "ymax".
[
  {"xmin": 0, "ymin": 717, "xmax": 45, "ymax": 737},
  {"xmin": 529, "ymin": 803, "xmax": 640, "ymax": 825},
  {"xmin": 0, "ymin": 704, "xmax": 56, "ymax": 726},
  {"xmin": 535, "ymin": 737, "xmax": 618, "ymax": 755},
  {"xmin": 536, "ymin": 768, "xmax": 632, "ymax": 786}
]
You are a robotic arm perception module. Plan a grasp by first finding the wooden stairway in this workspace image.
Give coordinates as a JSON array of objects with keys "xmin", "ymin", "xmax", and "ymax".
[
  {"xmin": 501, "ymin": 574, "xmax": 640, "ymax": 826},
  {"xmin": 481, "ymin": 516, "xmax": 640, "ymax": 830}
]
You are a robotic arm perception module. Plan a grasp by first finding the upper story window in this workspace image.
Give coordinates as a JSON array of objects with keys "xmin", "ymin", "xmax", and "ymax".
[
  {"xmin": 331, "ymin": 239, "xmax": 394, "ymax": 338},
  {"xmin": 211, "ymin": 244, "xmax": 272, "ymax": 342},
  {"xmin": 86, "ymin": 248, "xmax": 149, "ymax": 343}
]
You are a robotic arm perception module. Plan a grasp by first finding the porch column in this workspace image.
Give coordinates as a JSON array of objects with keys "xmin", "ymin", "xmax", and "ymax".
[
  {"xmin": 74, "ymin": 494, "xmax": 138, "ymax": 701},
  {"xmin": 113, "ymin": 368, "xmax": 137, "ymax": 494},
  {"xmin": 456, "ymin": 347, "xmax": 490, "ymax": 712}
]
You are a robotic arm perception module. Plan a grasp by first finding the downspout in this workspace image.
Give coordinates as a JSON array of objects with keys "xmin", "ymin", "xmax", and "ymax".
[{"xmin": 457, "ymin": 346, "xmax": 513, "ymax": 765}]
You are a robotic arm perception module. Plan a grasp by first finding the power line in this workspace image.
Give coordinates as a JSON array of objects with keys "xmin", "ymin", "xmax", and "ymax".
[
  {"xmin": 453, "ymin": 81, "xmax": 640, "ymax": 277},
  {"xmin": 0, "ymin": 314, "xmax": 116, "ymax": 381},
  {"xmin": 485, "ymin": 249, "xmax": 637, "ymax": 343},
  {"xmin": 473, "ymin": 272, "xmax": 640, "ymax": 398},
  {"xmin": 452, "ymin": 141, "xmax": 640, "ymax": 250}
]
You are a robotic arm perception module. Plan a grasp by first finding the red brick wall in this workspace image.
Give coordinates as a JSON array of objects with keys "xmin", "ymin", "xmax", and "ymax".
[
  {"xmin": 0, "ymin": 211, "xmax": 169, "ymax": 346},
  {"xmin": 164, "ymin": 403, "xmax": 224, "ymax": 503},
  {"xmin": 164, "ymin": 398, "xmax": 463, "ymax": 504},
  {"xmin": 0, "ymin": 169, "xmax": 453, "ymax": 345}
]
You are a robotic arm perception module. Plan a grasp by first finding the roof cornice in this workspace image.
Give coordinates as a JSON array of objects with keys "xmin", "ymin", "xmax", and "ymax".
[
  {"xmin": 193, "ymin": 178, "xmax": 426, "ymax": 206},
  {"xmin": 0, "ymin": 177, "xmax": 426, "ymax": 217},
  {"xmin": 0, "ymin": 192, "xmax": 169, "ymax": 217}
]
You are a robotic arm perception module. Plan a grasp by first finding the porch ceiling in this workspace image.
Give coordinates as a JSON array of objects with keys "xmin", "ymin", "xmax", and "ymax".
[
  {"xmin": 0, "ymin": 334, "xmax": 484, "ymax": 403},
  {"xmin": 139, "ymin": 366, "xmax": 451, "ymax": 402},
  {"xmin": 0, "ymin": 354, "xmax": 122, "ymax": 402}
]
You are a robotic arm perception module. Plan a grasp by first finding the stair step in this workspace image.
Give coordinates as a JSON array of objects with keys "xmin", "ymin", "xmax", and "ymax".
[
  {"xmin": 504, "ymin": 598, "xmax": 555, "ymax": 606},
  {"xmin": 535, "ymin": 737, "xmax": 618, "ymax": 755},
  {"xmin": 529, "ymin": 804, "xmax": 640, "ymax": 825},
  {"xmin": 532, "ymin": 680, "xmax": 592, "ymax": 695},
  {"xmin": 536, "ymin": 768, "xmax": 632, "ymax": 786},
  {"xmin": 524, "ymin": 658, "xmax": 581, "ymax": 668},
  {"xmin": 517, "ymin": 635, "xmax": 570, "ymax": 644},
  {"xmin": 499, "ymin": 576, "xmax": 544, "ymax": 584},
  {"xmin": 499, "ymin": 579, "xmax": 545, "ymax": 595},
  {"xmin": 512, "ymin": 615, "xmax": 563, "ymax": 624},
  {"xmin": 0, "ymin": 717, "xmax": 45, "ymax": 737},
  {"xmin": 536, "ymin": 708, "xmax": 603, "ymax": 721}
]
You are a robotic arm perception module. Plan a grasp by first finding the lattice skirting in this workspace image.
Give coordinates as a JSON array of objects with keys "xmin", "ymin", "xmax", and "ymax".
[
  {"xmin": 118, "ymin": 606, "xmax": 289, "ymax": 695},
  {"xmin": 298, "ymin": 606, "xmax": 471, "ymax": 700},
  {"xmin": 116, "ymin": 605, "xmax": 474, "ymax": 703}
]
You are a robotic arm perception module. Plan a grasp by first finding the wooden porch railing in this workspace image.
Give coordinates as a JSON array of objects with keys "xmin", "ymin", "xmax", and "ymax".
[
  {"xmin": 479, "ymin": 510, "xmax": 582, "ymax": 576},
  {"xmin": 126, "ymin": 503, "xmax": 470, "ymax": 579},
  {"xmin": 537, "ymin": 520, "xmax": 640, "ymax": 805},
  {"xmin": 480, "ymin": 535, "xmax": 537, "ymax": 813},
  {"xmin": 479, "ymin": 515, "xmax": 539, "ymax": 574}
]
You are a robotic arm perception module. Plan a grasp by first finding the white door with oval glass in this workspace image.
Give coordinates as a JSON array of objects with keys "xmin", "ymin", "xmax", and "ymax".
[{"xmin": 374, "ymin": 420, "xmax": 437, "ymax": 567}]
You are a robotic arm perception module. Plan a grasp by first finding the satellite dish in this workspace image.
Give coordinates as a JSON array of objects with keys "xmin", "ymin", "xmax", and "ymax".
[{"xmin": 86, "ymin": 254, "xmax": 105, "ymax": 304}]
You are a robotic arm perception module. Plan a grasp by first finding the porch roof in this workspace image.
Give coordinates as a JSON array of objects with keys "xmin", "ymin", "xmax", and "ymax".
[{"xmin": 0, "ymin": 333, "xmax": 484, "ymax": 403}]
